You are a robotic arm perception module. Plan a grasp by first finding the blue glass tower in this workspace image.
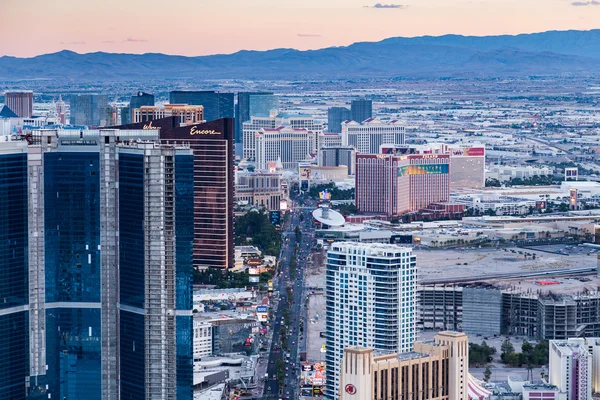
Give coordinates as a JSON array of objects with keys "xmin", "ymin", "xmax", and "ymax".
[
  {"xmin": 118, "ymin": 142, "xmax": 194, "ymax": 400},
  {"xmin": 327, "ymin": 107, "xmax": 352, "ymax": 133},
  {"xmin": 169, "ymin": 90, "xmax": 234, "ymax": 122},
  {"xmin": 235, "ymin": 92, "xmax": 279, "ymax": 143},
  {"xmin": 0, "ymin": 138, "xmax": 29, "ymax": 400},
  {"xmin": 350, "ymin": 99, "xmax": 372, "ymax": 123},
  {"xmin": 26, "ymin": 128, "xmax": 160, "ymax": 400},
  {"xmin": 43, "ymin": 150, "xmax": 102, "ymax": 399}
]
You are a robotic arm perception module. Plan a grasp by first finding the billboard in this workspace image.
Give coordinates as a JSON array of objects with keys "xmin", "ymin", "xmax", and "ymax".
[
  {"xmin": 398, "ymin": 164, "xmax": 449, "ymax": 177},
  {"xmin": 319, "ymin": 190, "xmax": 331, "ymax": 201},
  {"xmin": 302, "ymin": 364, "xmax": 313, "ymax": 372},
  {"xmin": 270, "ymin": 210, "xmax": 281, "ymax": 225},
  {"xmin": 256, "ymin": 305, "xmax": 269, "ymax": 321},
  {"xmin": 299, "ymin": 167, "xmax": 311, "ymax": 180},
  {"xmin": 450, "ymin": 147, "xmax": 485, "ymax": 157}
]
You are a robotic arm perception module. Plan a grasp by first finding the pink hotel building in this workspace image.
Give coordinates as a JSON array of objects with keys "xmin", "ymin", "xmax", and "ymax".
[{"xmin": 356, "ymin": 153, "xmax": 450, "ymax": 216}]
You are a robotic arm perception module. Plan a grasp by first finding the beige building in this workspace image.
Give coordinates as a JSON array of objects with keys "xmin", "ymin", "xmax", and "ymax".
[
  {"xmin": 132, "ymin": 104, "xmax": 204, "ymax": 126},
  {"xmin": 340, "ymin": 331, "xmax": 468, "ymax": 400},
  {"xmin": 235, "ymin": 171, "xmax": 282, "ymax": 211},
  {"xmin": 310, "ymin": 165, "xmax": 349, "ymax": 182}
]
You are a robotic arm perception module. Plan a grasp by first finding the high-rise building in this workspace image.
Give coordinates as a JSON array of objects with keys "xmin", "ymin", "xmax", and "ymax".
[
  {"xmin": 286, "ymin": 114, "xmax": 323, "ymax": 153},
  {"xmin": 129, "ymin": 91, "xmax": 154, "ymax": 113},
  {"xmin": 4, "ymin": 90, "xmax": 33, "ymax": 118},
  {"xmin": 325, "ymin": 242, "xmax": 417, "ymax": 399},
  {"xmin": 115, "ymin": 117, "xmax": 235, "ymax": 271},
  {"xmin": 327, "ymin": 107, "xmax": 352, "ymax": 133},
  {"xmin": 236, "ymin": 92, "xmax": 279, "ymax": 143},
  {"xmin": 118, "ymin": 141, "xmax": 194, "ymax": 400},
  {"xmin": 340, "ymin": 332, "xmax": 469, "ymax": 400},
  {"xmin": 243, "ymin": 114, "xmax": 322, "ymax": 161},
  {"xmin": 120, "ymin": 107, "xmax": 130, "ymax": 125},
  {"xmin": 68, "ymin": 94, "xmax": 109, "ymax": 126},
  {"xmin": 549, "ymin": 340, "xmax": 592, "ymax": 400},
  {"xmin": 26, "ymin": 128, "xmax": 159, "ymax": 400},
  {"xmin": 318, "ymin": 146, "xmax": 356, "ymax": 176},
  {"xmin": 56, "ymin": 95, "xmax": 66, "ymax": 124},
  {"xmin": 382, "ymin": 144, "xmax": 486, "ymax": 190},
  {"xmin": 0, "ymin": 136, "xmax": 29, "ymax": 400},
  {"xmin": 159, "ymin": 119, "xmax": 234, "ymax": 271},
  {"xmin": 350, "ymin": 99, "xmax": 372, "ymax": 123},
  {"xmin": 123, "ymin": 91, "xmax": 155, "ymax": 124},
  {"xmin": 132, "ymin": 104, "xmax": 205, "ymax": 126},
  {"xmin": 242, "ymin": 116, "xmax": 277, "ymax": 160},
  {"xmin": 355, "ymin": 153, "xmax": 450, "ymax": 216},
  {"xmin": 341, "ymin": 118, "xmax": 405, "ymax": 154},
  {"xmin": 255, "ymin": 126, "xmax": 314, "ymax": 170},
  {"xmin": 169, "ymin": 91, "xmax": 234, "ymax": 122},
  {"xmin": 2, "ymin": 127, "xmax": 202, "ymax": 399}
]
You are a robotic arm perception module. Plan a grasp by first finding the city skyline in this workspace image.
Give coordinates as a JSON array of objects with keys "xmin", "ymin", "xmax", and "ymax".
[{"xmin": 2, "ymin": 0, "xmax": 600, "ymax": 57}]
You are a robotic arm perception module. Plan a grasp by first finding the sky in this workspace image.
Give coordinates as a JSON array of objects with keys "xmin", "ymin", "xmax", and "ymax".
[{"xmin": 2, "ymin": 0, "xmax": 600, "ymax": 57}]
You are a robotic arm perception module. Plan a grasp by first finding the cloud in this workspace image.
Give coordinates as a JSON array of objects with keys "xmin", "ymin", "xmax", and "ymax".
[
  {"xmin": 365, "ymin": 3, "xmax": 408, "ymax": 8},
  {"xmin": 571, "ymin": 1, "xmax": 599, "ymax": 5},
  {"xmin": 60, "ymin": 41, "xmax": 85, "ymax": 45},
  {"xmin": 297, "ymin": 33, "xmax": 322, "ymax": 38},
  {"xmin": 123, "ymin": 37, "xmax": 148, "ymax": 43}
]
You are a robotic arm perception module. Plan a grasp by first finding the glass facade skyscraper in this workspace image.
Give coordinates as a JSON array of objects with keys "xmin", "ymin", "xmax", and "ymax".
[
  {"xmin": 0, "ymin": 138, "xmax": 29, "ymax": 400},
  {"xmin": 118, "ymin": 143, "xmax": 194, "ymax": 400},
  {"xmin": 235, "ymin": 92, "xmax": 279, "ymax": 143},
  {"xmin": 115, "ymin": 117, "xmax": 235, "ymax": 271},
  {"xmin": 123, "ymin": 91, "xmax": 155, "ymax": 124},
  {"xmin": 327, "ymin": 106, "xmax": 352, "ymax": 133},
  {"xmin": 350, "ymin": 99, "xmax": 373, "ymax": 124},
  {"xmin": 169, "ymin": 90, "xmax": 234, "ymax": 122},
  {"xmin": 68, "ymin": 94, "xmax": 109, "ymax": 126},
  {"xmin": 43, "ymin": 151, "xmax": 102, "ymax": 399},
  {"xmin": 1, "ymin": 127, "xmax": 202, "ymax": 399}
]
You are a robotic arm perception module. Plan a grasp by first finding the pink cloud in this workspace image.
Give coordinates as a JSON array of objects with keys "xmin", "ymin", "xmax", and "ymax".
[{"xmin": 124, "ymin": 37, "xmax": 148, "ymax": 43}]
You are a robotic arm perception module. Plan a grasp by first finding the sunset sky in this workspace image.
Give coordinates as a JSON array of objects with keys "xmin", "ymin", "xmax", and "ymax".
[{"xmin": 2, "ymin": 0, "xmax": 600, "ymax": 58}]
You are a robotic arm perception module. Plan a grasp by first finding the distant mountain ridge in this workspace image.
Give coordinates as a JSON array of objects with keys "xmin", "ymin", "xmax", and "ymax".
[{"xmin": 2, "ymin": 30, "xmax": 600, "ymax": 80}]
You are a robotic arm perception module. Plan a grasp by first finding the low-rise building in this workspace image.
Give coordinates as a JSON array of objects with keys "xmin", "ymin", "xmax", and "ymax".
[
  {"xmin": 235, "ymin": 170, "xmax": 282, "ymax": 211},
  {"xmin": 486, "ymin": 165, "xmax": 553, "ymax": 183},
  {"xmin": 194, "ymin": 319, "xmax": 214, "ymax": 360}
]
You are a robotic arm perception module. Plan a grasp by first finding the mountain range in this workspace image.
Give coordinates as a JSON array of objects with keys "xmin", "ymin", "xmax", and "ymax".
[{"xmin": 2, "ymin": 30, "xmax": 600, "ymax": 80}]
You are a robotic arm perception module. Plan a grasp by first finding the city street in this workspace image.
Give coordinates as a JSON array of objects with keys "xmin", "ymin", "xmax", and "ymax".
[{"xmin": 262, "ymin": 196, "xmax": 316, "ymax": 399}]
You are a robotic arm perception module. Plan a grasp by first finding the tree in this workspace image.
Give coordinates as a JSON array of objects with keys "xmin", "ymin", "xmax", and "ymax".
[
  {"xmin": 501, "ymin": 339, "xmax": 514, "ymax": 355},
  {"xmin": 485, "ymin": 208, "xmax": 497, "ymax": 216},
  {"xmin": 483, "ymin": 367, "xmax": 492, "ymax": 382},
  {"xmin": 469, "ymin": 343, "xmax": 496, "ymax": 367},
  {"xmin": 235, "ymin": 211, "xmax": 282, "ymax": 256}
]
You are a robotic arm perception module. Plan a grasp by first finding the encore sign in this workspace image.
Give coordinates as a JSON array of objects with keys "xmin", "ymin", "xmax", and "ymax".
[{"xmin": 190, "ymin": 126, "xmax": 220, "ymax": 136}]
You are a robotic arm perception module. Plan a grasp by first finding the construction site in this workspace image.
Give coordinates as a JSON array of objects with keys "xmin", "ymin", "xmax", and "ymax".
[{"xmin": 416, "ymin": 244, "xmax": 600, "ymax": 340}]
